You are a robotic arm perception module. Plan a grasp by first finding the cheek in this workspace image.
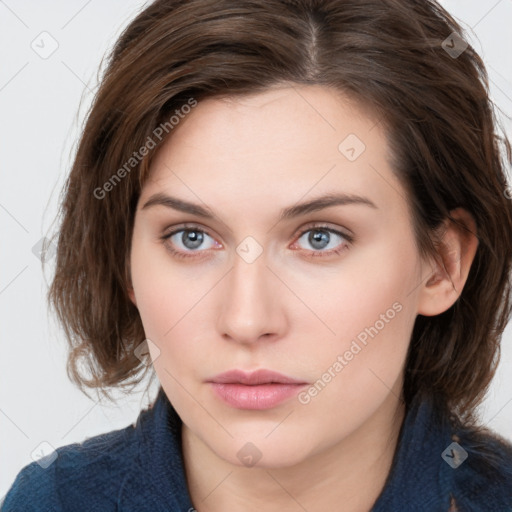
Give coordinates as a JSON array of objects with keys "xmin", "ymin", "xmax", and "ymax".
[
  {"xmin": 129, "ymin": 237, "xmax": 217, "ymax": 370},
  {"xmin": 304, "ymin": 232, "xmax": 419, "ymax": 339},
  {"xmin": 300, "ymin": 235, "xmax": 419, "ymax": 396},
  {"xmin": 130, "ymin": 236, "xmax": 183, "ymax": 339}
]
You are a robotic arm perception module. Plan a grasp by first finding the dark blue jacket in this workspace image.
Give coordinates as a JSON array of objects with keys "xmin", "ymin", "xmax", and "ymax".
[{"xmin": 2, "ymin": 387, "xmax": 512, "ymax": 511}]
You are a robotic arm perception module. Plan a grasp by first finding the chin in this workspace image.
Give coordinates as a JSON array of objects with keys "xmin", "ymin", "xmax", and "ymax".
[{"xmin": 211, "ymin": 434, "xmax": 315, "ymax": 470}]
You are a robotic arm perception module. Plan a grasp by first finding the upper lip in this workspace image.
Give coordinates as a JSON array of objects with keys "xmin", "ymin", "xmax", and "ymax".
[{"xmin": 208, "ymin": 369, "xmax": 307, "ymax": 385}]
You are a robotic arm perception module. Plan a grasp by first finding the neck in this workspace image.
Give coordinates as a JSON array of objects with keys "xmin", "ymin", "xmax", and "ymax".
[{"xmin": 182, "ymin": 393, "xmax": 405, "ymax": 512}]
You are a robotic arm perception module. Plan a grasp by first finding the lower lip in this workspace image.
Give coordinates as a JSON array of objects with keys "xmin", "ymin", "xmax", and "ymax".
[{"xmin": 209, "ymin": 382, "xmax": 307, "ymax": 410}]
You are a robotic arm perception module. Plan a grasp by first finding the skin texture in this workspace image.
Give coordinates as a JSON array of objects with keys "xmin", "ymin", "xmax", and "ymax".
[{"xmin": 127, "ymin": 85, "xmax": 478, "ymax": 511}]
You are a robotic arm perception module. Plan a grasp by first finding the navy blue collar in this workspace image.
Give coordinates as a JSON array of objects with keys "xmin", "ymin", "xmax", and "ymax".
[
  {"xmin": 117, "ymin": 386, "xmax": 193, "ymax": 511},
  {"xmin": 373, "ymin": 394, "xmax": 512, "ymax": 511},
  {"xmin": 119, "ymin": 387, "xmax": 512, "ymax": 511}
]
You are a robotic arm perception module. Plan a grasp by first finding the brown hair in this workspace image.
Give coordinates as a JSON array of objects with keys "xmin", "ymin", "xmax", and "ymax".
[{"xmin": 45, "ymin": 0, "xmax": 512, "ymax": 424}]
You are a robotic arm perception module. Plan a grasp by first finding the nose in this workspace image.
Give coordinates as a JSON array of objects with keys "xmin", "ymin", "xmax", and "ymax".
[{"xmin": 216, "ymin": 249, "xmax": 287, "ymax": 345}]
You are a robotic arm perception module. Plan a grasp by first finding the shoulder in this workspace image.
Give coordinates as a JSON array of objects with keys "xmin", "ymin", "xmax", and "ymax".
[
  {"xmin": 1, "ymin": 422, "xmax": 139, "ymax": 512},
  {"xmin": 448, "ymin": 424, "xmax": 512, "ymax": 508}
]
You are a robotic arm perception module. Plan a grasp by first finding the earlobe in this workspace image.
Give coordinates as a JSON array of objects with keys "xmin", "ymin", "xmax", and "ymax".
[
  {"xmin": 128, "ymin": 287, "xmax": 137, "ymax": 306},
  {"xmin": 125, "ymin": 257, "xmax": 137, "ymax": 307},
  {"xmin": 417, "ymin": 208, "xmax": 479, "ymax": 317}
]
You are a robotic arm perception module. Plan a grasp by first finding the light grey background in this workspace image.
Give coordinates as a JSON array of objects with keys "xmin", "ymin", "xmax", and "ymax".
[{"xmin": 1, "ymin": 0, "xmax": 511, "ymax": 499}]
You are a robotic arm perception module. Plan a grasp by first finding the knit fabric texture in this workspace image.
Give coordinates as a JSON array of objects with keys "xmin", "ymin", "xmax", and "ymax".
[{"xmin": 2, "ymin": 386, "xmax": 512, "ymax": 511}]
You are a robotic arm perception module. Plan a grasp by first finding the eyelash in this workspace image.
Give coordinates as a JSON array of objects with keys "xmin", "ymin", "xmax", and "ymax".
[{"xmin": 160, "ymin": 223, "xmax": 354, "ymax": 260}]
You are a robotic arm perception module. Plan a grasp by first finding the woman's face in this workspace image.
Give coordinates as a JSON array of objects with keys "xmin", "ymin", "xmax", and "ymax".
[{"xmin": 128, "ymin": 85, "xmax": 430, "ymax": 468}]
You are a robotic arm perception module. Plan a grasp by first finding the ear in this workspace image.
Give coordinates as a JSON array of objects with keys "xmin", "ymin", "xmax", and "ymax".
[
  {"xmin": 125, "ymin": 256, "xmax": 137, "ymax": 307},
  {"xmin": 128, "ymin": 285, "xmax": 137, "ymax": 307},
  {"xmin": 417, "ymin": 208, "xmax": 479, "ymax": 316}
]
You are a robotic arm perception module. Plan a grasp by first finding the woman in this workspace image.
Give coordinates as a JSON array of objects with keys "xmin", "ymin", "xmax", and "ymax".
[{"xmin": 3, "ymin": 0, "xmax": 512, "ymax": 510}]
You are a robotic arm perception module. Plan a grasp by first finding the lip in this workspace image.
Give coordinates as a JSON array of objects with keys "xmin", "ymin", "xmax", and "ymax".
[
  {"xmin": 209, "ymin": 369, "xmax": 307, "ymax": 386},
  {"xmin": 207, "ymin": 369, "xmax": 308, "ymax": 410}
]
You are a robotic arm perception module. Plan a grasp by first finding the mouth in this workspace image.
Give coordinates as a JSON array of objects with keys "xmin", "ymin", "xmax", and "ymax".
[{"xmin": 207, "ymin": 369, "xmax": 308, "ymax": 410}]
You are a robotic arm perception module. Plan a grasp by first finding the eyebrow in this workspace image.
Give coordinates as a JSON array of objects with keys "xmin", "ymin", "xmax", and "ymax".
[{"xmin": 141, "ymin": 191, "xmax": 378, "ymax": 220}]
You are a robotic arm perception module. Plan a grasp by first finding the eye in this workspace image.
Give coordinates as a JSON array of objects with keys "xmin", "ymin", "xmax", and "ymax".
[
  {"xmin": 161, "ymin": 225, "xmax": 221, "ymax": 259},
  {"xmin": 161, "ymin": 223, "xmax": 353, "ymax": 260},
  {"xmin": 292, "ymin": 225, "xmax": 352, "ymax": 257}
]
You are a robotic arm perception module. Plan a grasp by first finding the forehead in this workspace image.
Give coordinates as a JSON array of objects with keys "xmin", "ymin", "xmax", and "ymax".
[
  {"xmin": 152, "ymin": 85, "xmax": 384, "ymax": 162},
  {"xmin": 141, "ymin": 85, "xmax": 406, "ymax": 220}
]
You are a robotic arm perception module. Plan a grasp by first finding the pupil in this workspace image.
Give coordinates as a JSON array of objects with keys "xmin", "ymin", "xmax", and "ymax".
[
  {"xmin": 183, "ymin": 230, "xmax": 203, "ymax": 249},
  {"xmin": 310, "ymin": 230, "xmax": 329, "ymax": 249}
]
